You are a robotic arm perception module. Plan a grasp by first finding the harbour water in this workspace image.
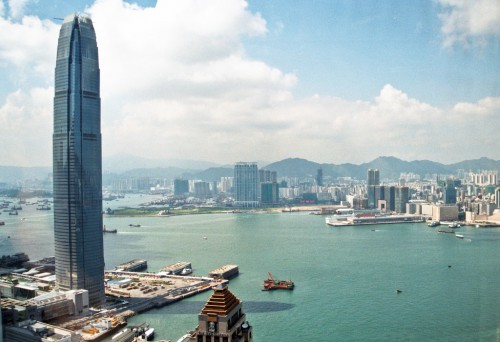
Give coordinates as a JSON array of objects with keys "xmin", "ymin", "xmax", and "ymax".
[{"xmin": 1, "ymin": 196, "xmax": 500, "ymax": 341}]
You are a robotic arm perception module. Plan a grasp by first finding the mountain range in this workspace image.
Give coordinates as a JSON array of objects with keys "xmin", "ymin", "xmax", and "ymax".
[{"xmin": 1, "ymin": 156, "xmax": 499, "ymax": 184}]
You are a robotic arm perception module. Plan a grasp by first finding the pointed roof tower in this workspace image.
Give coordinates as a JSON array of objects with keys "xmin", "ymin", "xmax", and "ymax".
[{"xmin": 189, "ymin": 283, "xmax": 252, "ymax": 341}]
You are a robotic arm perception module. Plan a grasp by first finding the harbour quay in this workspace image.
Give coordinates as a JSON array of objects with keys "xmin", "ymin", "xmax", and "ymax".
[{"xmin": 208, "ymin": 264, "xmax": 239, "ymax": 280}]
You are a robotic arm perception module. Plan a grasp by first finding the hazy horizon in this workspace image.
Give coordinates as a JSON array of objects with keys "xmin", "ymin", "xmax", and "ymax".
[{"xmin": 0, "ymin": 0, "xmax": 499, "ymax": 167}]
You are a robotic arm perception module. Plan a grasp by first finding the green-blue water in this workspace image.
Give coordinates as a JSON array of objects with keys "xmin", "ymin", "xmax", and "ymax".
[{"xmin": 2, "ymin": 197, "xmax": 500, "ymax": 341}]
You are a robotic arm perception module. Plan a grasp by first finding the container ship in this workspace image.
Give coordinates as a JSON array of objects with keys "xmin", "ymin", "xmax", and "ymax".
[{"xmin": 262, "ymin": 272, "xmax": 294, "ymax": 291}]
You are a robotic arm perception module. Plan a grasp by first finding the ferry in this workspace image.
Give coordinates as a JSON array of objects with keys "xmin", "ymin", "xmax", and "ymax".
[
  {"xmin": 327, "ymin": 214, "xmax": 425, "ymax": 226},
  {"xmin": 428, "ymin": 220, "xmax": 440, "ymax": 227},
  {"xmin": 325, "ymin": 209, "xmax": 381, "ymax": 225},
  {"xmin": 262, "ymin": 272, "xmax": 294, "ymax": 291},
  {"xmin": 455, "ymin": 233, "xmax": 464, "ymax": 239}
]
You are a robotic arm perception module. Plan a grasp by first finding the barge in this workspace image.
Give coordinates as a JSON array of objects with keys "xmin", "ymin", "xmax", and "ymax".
[
  {"xmin": 115, "ymin": 259, "xmax": 147, "ymax": 272},
  {"xmin": 208, "ymin": 264, "xmax": 239, "ymax": 280},
  {"xmin": 262, "ymin": 272, "xmax": 294, "ymax": 291}
]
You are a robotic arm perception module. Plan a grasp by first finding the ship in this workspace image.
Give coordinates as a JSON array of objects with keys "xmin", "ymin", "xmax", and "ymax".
[
  {"xmin": 103, "ymin": 225, "xmax": 118, "ymax": 233},
  {"xmin": 326, "ymin": 214, "xmax": 425, "ymax": 226},
  {"xmin": 262, "ymin": 272, "xmax": 294, "ymax": 291},
  {"xmin": 428, "ymin": 220, "xmax": 440, "ymax": 227}
]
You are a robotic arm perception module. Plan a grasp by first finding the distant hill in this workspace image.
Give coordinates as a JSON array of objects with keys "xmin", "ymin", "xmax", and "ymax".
[
  {"xmin": 103, "ymin": 154, "xmax": 220, "ymax": 173},
  {"xmin": 0, "ymin": 166, "xmax": 51, "ymax": 183},
  {"xmin": 2, "ymin": 157, "xmax": 499, "ymax": 184},
  {"xmin": 264, "ymin": 156, "xmax": 500, "ymax": 180}
]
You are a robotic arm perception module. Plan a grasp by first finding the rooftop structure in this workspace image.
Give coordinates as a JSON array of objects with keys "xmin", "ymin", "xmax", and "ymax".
[{"xmin": 189, "ymin": 284, "xmax": 252, "ymax": 341}]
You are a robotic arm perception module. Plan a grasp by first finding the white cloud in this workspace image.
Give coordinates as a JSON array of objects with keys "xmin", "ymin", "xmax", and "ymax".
[
  {"xmin": 0, "ymin": 87, "xmax": 53, "ymax": 166},
  {"xmin": 0, "ymin": 14, "xmax": 59, "ymax": 87},
  {"xmin": 8, "ymin": 0, "xmax": 29, "ymax": 19},
  {"xmin": 0, "ymin": 1, "xmax": 4, "ymax": 17},
  {"xmin": 0, "ymin": 0, "xmax": 499, "ymax": 167},
  {"xmin": 438, "ymin": 0, "xmax": 500, "ymax": 47}
]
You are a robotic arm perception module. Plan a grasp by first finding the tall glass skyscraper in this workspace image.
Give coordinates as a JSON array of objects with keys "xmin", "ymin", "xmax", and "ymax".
[{"xmin": 53, "ymin": 13, "xmax": 104, "ymax": 306}]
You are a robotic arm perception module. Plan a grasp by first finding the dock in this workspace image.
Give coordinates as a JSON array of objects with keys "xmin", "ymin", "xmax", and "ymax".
[
  {"xmin": 160, "ymin": 262, "xmax": 191, "ymax": 275},
  {"xmin": 115, "ymin": 259, "xmax": 147, "ymax": 272},
  {"xmin": 208, "ymin": 264, "xmax": 239, "ymax": 280}
]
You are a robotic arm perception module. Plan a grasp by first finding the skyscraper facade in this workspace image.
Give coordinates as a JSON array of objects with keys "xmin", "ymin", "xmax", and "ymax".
[
  {"xmin": 53, "ymin": 14, "xmax": 104, "ymax": 306},
  {"xmin": 234, "ymin": 162, "xmax": 259, "ymax": 207},
  {"xmin": 367, "ymin": 169, "xmax": 380, "ymax": 208}
]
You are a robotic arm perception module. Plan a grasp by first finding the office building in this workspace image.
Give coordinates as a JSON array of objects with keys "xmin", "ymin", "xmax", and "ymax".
[
  {"xmin": 174, "ymin": 179, "xmax": 190, "ymax": 196},
  {"xmin": 53, "ymin": 14, "xmax": 104, "ymax": 306},
  {"xmin": 367, "ymin": 169, "xmax": 380, "ymax": 186},
  {"xmin": 395, "ymin": 186, "xmax": 409, "ymax": 213},
  {"xmin": 194, "ymin": 181, "xmax": 211, "ymax": 199},
  {"xmin": 384, "ymin": 186, "xmax": 396, "ymax": 212},
  {"xmin": 234, "ymin": 162, "xmax": 259, "ymax": 207},
  {"xmin": 367, "ymin": 169, "xmax": 380, "ymax": 209},
  {"xmin": 316, "ymin": 168, "xmax": 323, "ymax": 186},
  {"xmin": 261, "ymin": 182, "xmax": 279, "ymax": 205}
]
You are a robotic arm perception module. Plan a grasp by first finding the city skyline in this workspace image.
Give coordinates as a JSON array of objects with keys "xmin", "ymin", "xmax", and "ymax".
[
  {"xmin": 0, "ymin": 0, "xmax": 499, "ymax": 167},
  {"xmin": 52, "ymin": 13, "xmax": 105, "ymax": 306}
]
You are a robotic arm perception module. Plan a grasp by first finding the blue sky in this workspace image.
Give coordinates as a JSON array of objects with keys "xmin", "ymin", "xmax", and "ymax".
[{"xmin": 0, "ymin": 0, "xmax": 499, "ymax": 167}]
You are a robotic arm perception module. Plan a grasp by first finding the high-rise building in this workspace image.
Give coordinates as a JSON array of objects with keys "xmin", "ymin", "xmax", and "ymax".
[
  {"xmin": 367, "ymin": 169, "xmax": 380, "ymax": 208},
  {"xmin": 53, "ymin": 14, "xmax": 104, "ymax": 306},
  {"xmin": 395, "ymin": 186, "xmax": 409, "ymax": 213},
  {"xmin": 261, "ymin": 182, "xmax": 279, "ymax": 205},
  {"xmin": 234, "ymin": 162, "xmax": 259, "ymax": 207},
  {"xmin": 189, "ymin": 283, "xmax": 252, "ymax": 341},
  {"xmin": 316, "ymin": 168, "xmax": 323, "ymax": 186},
  {"xmin": 367, "ymin": 169, "xmax": 380, "ymax": 186},
  {"xmin": 174, "ymin": 179, "xmax": 190, "ymax": 196},
  {"xmin": 194, "ymin": 181, "xmax": 211, "ymax": 199}
]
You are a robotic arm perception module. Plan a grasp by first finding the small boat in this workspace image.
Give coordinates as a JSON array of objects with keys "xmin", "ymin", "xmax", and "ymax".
[
  {"xmin": 9, "ymin": 210, "xmax": 18, "ymax": 215},
  {"xmin": 262, "ymin": 272, "xmax": 294, "ymax": 291},
  {"xmin": 103, "ymin": 227, "xmax": 118, "ymax": 233},
  {"xmin": 0, "ymin": 221, "xmax": 5, "ymax": 225},
  {"xmin": 129, "ymin": 224, "xmax": 141, "ymax": 227},
  {"xmin": 144, "ymin": 327, "xmax": 155, "ymax": 341},
  {"xmin": 180, "ymin": 267, "xmax": 192, "ymax": 276},
  {"xmin": 455, "ymin": 233, "xmax": 464, "ymax": 239}
]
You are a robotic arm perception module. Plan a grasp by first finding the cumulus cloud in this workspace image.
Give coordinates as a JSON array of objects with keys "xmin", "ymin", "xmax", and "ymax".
[
  {"xmin": 8, "ymin": 0, "xmax": 29, "ymax": 19},
  {"xmin": 0, "ymin": 14, "xmax": 59, "ymax": 87},
  {"xmin": 0, "ymin": 0, "xmax": 499, "ymax": 167},
  {"xmin": 0, "ymin": 87, "xmax": 53, "ymax": 166},
  {"xmin": 438, "ymin": 0, "xmax": 500, "ymax": 47}
]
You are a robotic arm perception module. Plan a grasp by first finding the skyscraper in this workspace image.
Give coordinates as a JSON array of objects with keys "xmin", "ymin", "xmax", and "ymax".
[
  {"xmin": 234, "ymin": 162, "xmax": 259, "ymax": 207},
  {"xmin": 367, "ymin": 169, "xmax": 380, "ymax": 208},
  {"xmin": 53, "ymin": 14, "xmax": 104, "ymax": 306}
]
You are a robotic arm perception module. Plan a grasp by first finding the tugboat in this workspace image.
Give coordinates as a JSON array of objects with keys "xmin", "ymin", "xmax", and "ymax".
[{"xmin": 262, "ymin": 272, "xmax": 294, "ymax": 291}]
